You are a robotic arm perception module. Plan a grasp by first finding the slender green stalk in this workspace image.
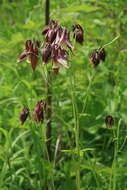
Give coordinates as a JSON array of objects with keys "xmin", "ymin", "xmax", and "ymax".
[
  {"xmin": 41, "ymin": 123, "xmax": 55, "ymax": 190},
  {"xmin": 109, "ymin": 119, "xmax": 121, "ymax": 190},
  {"xmin": 30, "ymin": 123, "xmax": 44, "ymax": 189},
  {"xmin": 30, "ymin": 122, "xmax": 55, "ymax": 190},
  {"xmin": 70, "ymin": 74, "xmax": 80, "ymax": 190},
  {"xmin": 81, "ymin": 69, "xmax": 96, "ymax": 114},
  {"xmin": 102, "ymin": 35, "xmax": 120, "ymax": 48}
]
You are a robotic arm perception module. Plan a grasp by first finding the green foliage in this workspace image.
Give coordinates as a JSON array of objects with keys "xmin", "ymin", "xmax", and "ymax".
[{"xmin": 0, "ymin": 0, "xmax": 127, "ymax": 189}]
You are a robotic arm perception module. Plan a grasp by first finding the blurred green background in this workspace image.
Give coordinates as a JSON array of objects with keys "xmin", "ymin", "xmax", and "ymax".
[{"xmin": 0, "ymin": 0, "xmax": 127, "ymax": 189}]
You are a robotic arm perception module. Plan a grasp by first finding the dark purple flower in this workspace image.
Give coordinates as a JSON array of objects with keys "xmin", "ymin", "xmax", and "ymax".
[
  {"xmin": 52, "ymin": 45, "xmax": 69, "ymax": 68},
  {"xmin": 42, "ymin": 26, "xmax": 50, "ymax": 36},
  {"xmin": 17, "ymin": 40, "xmax": 39, "ymax": 71},
  {"xmin": 90, "ymin": 50, "xmax": 100, "ymax": 67},
  {"xmin": 42, "ymin": 20, "xmax": 58, "ymax": 44},
  {"xmin": 17, "ymin": 51, "xmax": 27, "ymax": 62},
  {"xmin": 33, "ymin": 100, "xmax": 46, "ymax": 123},
  {"xmin": 98, "ymin": 48, "xmax": 106, "ymax": 61},
  {"xmin": 29, "ymin": 42, "xmax": 39, "ymax": 71},
  {"xmin": 58, "ymin": 28, "xmax": 74, "ymax": 51},
  {"xmin": 90, "ymin": 47, "xmax": 106, "ymax": 67},
  {"xmin": 25, "ymin": 40, "xmax": 32, "ymax": 52},
  {"xmin": 42, "ymin": 43, "xmax": 52, "ymax": 64},
  {"xmin": 105, "ymin": 115, "xmax": 114, "ymax": 128},
  {"xmin": 41, "ymin": 20, "xmax": 74, "ymax": 72},
  {"xmin": 73, "ymin": 24, "xmax": 84, "ymax": 45},
  {"xmin": 20, "ymin": 108, "xmax": 29, "ymax": 125}
]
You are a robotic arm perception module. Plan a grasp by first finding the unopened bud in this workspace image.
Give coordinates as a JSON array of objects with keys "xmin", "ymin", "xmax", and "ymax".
[
  {"xmin": 105, "ymin": 115, "xmax": 114, "ymax": 128},
  {"xmin": 20, "ymin": 108, "xmax": 29, "ymax": 125}
]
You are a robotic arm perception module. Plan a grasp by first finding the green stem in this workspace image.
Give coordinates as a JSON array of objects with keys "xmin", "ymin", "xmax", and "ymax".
[
  {"xmin": 70, "ymin": 74, "xmax": 80, "ymax": 190},
  {"xmin": 81, "ymin": 69, "xmax": 96, "ymax": 114},
  {"xmin": 109, "ymin": 119, "xmax": 121, "ymax": 190},
  {"xmin": 103, "ymin": 35, "xmax": 120, "ymax": 48}
]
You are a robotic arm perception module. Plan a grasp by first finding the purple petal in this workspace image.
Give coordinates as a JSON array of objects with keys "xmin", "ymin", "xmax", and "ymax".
[{"xmin": 17, "ymin": 51, "xmax": 27, "ymax": 63}]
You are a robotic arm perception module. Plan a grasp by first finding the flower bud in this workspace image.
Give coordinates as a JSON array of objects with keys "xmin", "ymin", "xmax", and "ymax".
[
  {"xmin": 20, "ymin": 108, "xmax": 29, "ymax": 125},
  {"xmin": 33, "ymin": 100, "xmax": 46, "ymax": 123},
  {"xmin": 105, "ymin": 115, "xmax": 114, "ymax": 128}
]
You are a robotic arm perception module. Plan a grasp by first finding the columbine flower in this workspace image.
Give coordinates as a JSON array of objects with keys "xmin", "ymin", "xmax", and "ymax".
[
  {"xmin": 20, "ymin": 108, "xmax": 29, "ymax": 125},
  {"xmin": 90, "ymin": 47, "xmax": 106, "ymax": 67},
  {"xmin": 42, "ymin": 20, "xmax": 58, "ymax": 44},
  {"xmin": 52, "ymin": 45, "xmax": 69, "ymax": 68},
  {"xmin": 33, "ymin": 100, "xmax": 46, "ymax": 123},
  {"xmin": 90, "ymin": 50, "xmax": 100, "ymax": 67},
  {"xmin": 18, "ymin": 20, "xmax": 79, "ymax": 72},
  {"xmin": 105, "ymin": 115, "xmax": 114, "ymax": 128},
  {"xmin": 98, "ymin": 48, "xmax": 106, "ymax": 61},
  {"xmin": 42, "ymin": 43, "xmax": 52, "ymax": 65},
  {"xmin": 17, "ymin": 40, "xmax": 40, "ymax": 71},
  {"xmin": 72, "ymin": 24, "xmax": 84, "ymax": 45},
  {"xmin": 58, "ymin": 28, "xmax": 74, "ymax": 50},
  {"xmin": 42, "ymin": 20, "xmax": 74, "ymax": 72}
]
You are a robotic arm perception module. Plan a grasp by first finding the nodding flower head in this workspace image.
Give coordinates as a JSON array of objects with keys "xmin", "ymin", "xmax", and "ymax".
[
  {"xmin": 90, "ymin": 50, "xmax": 100, "ymax": 67},
  {"xmin": 42, "ymin": 20, "xmax": 58, "ymax": 44},
  {"xmin": 18, "ymin": 20, "xmax": 83, "ymax": 72},
  {"xmin": 42, "ymin": 43, "xmax": 52, "ymax": 65},
  {"xmin": 20, "ymin": 108, "xmax": 29, "ymax": 125},
  {"xmin": 72, "ymin": 24, "xmax": 84, "ymax": 45},
  {"xmin": 52, "ymin": 45, "xmax": 69, "ymax": 68},
  {"xmin": 41, "ymin": 20, "xmax": 74, "ymax": 72},
  {"xmin": 33, "ymin": 100, "xmax": 46, "ymax": 123},
  {"xmin": 17, "ymin": 40, "xmax": 40, "ymax": 71},
  {"xmin": 98, "ymin": 48, "xmax": 106, "ymax": 62},
  {"xmin": 58, "ymin": 28, "xmax": 74, "ymax": 51},
  {"xmin": 105, "ymin": 115, "xmax": 114, "ymax": 128},
  {"xmin": 90, "ymin": 47, "xmax": 106, "ymax": 67}
]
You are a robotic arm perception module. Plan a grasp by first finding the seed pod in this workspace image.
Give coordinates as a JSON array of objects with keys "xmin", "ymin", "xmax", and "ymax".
[
  {"xmin": 20, "ymin": 108, "xmax": 29, "ymax": 125},
  {"xmin": 105, "ymin": 115, "xmax": 114, "ymax": 127}
]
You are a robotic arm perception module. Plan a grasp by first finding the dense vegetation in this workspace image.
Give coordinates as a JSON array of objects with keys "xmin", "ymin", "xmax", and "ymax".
[{"xmin": 0, "ymin": 0, "xmax": 127, "ymax": 189}]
